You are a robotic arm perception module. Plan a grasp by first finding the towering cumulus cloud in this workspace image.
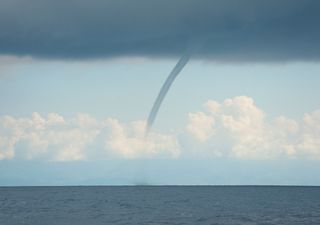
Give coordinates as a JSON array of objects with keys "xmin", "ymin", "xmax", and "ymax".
[{"xmin": 0, "ymin": 0, "xmax": 319, "ymax": 61}]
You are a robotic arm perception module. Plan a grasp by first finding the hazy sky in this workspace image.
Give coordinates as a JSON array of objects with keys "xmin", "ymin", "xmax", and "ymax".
[{"xmin": 0, "ymin": 0, "xmax": 320, "ymax": 185}]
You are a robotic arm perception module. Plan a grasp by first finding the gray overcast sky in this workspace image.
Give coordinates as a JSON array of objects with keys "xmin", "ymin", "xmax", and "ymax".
[{"xmin": 0, "ymin": 0, "xmax": 320, "ymax": 61}]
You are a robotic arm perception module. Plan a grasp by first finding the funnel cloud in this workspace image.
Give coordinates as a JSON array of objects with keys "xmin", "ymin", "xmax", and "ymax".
[{"xmin": 146, "ymin": 53, "xmax": 190, "ymax": 132}]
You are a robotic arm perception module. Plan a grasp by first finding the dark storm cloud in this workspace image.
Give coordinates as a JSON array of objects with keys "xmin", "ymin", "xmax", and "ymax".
[{"xmin": 0, "ymin": 0, "xmax": 319, "ymax": 61}]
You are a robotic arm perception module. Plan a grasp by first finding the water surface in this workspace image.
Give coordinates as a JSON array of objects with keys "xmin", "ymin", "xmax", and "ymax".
[{"xmin": 1, "ymin": 186, "xmax": 320, "ymax": 225}]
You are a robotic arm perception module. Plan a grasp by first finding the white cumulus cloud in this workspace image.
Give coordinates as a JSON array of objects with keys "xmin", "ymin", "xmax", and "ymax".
[
  {"xmin": 186, "ymin": 112, "xmax": 215, "ymax": 142},
  {"xmin": 0, "ymin": 113, "xmax": 180, "ymax": 161},
  {"xmin": 1, "ymin": 96, "xmax": 319, "ymax": 161},
  {"xmin": 298, "ymin": 110, "xmax": 320, "ymax": 159},
  {"xmin": 186, "ymin": 96, "xmax": 319, "ymax": 160},
  {"xmin": 105, "ymin": 119, "xmax": 180, "ymax": 159}
]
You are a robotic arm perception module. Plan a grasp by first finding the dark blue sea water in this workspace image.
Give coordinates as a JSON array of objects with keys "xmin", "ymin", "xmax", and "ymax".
[{"xmin": 1, "ymin": 186, "xmax": 320, "ymax": 225}]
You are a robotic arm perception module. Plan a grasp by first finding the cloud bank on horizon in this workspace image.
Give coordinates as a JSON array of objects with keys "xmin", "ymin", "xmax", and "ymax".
[
  {"xmin": 0, "ymin": 113, "xmax": 179, "ymax": 161},
  {"xmin": 0, "ymin": 0, "xmax": 320, "ymax": 61},
  {"xmin": 186, "ymin": 96, "xmax": 320, "ymax": 160},
  {"xmin": 1, "ymin": 96, "xmax": 319, "ymax": 161}
]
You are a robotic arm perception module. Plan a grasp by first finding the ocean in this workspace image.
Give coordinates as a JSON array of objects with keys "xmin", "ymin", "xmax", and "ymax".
[{"xmin": 1, "ymin": 186, "xmax": 319, "ymax": 225}]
